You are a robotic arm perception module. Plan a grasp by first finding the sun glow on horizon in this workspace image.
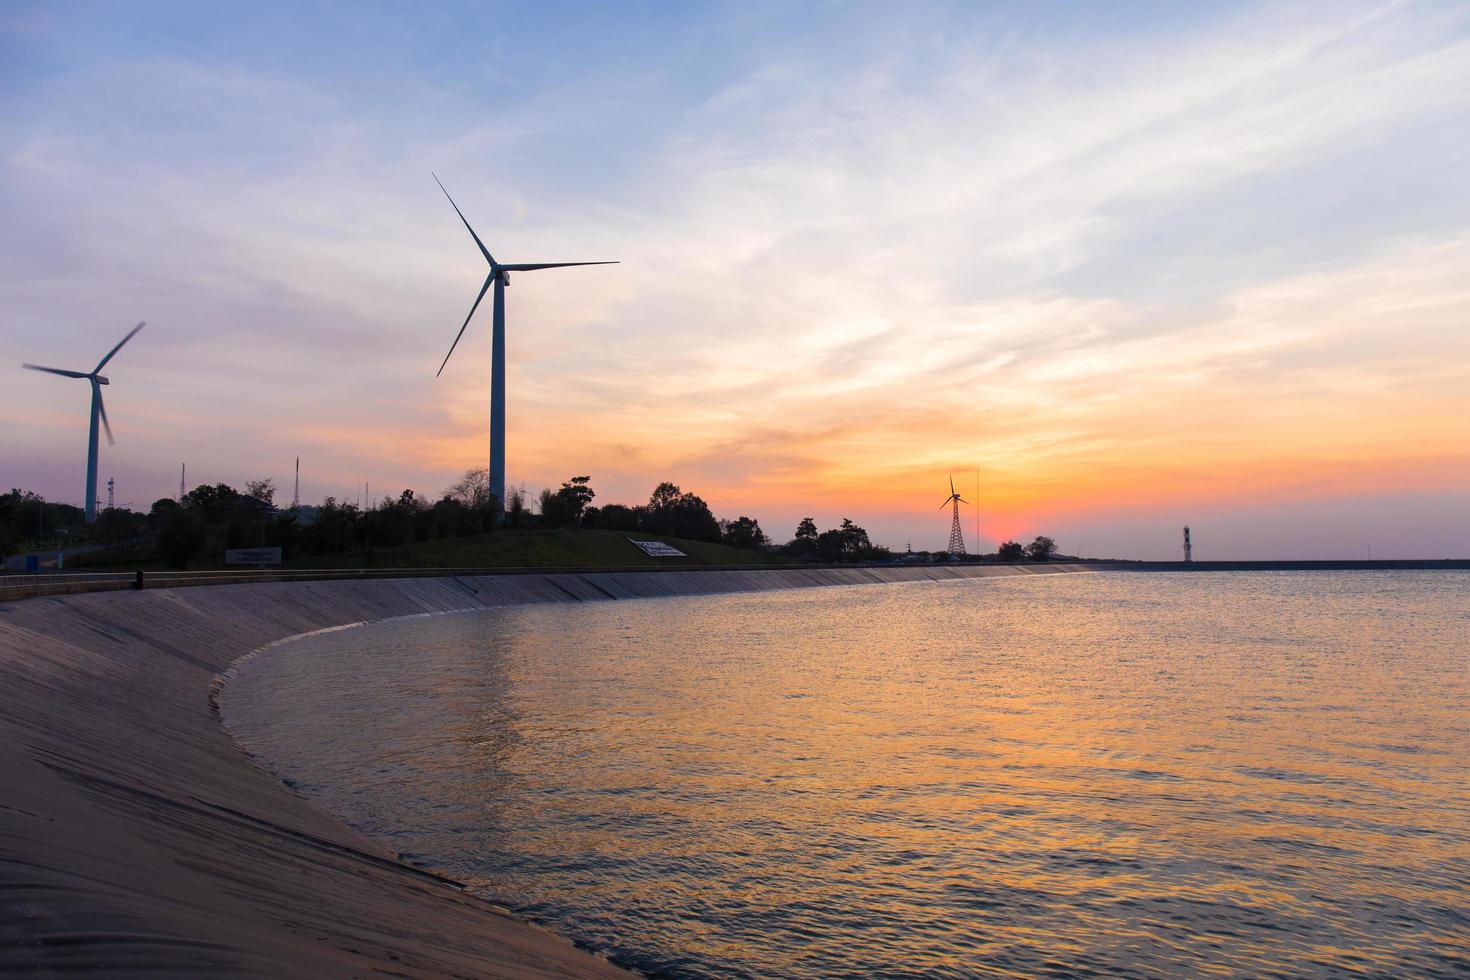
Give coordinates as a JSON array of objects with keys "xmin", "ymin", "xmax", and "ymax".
[{"xmin": 2, "ymin": 2, "xmax": 1468, "ymax": 558}]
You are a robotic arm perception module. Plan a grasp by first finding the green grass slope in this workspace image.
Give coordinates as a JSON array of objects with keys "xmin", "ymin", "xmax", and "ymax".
[{"xmin": 284, "ymin": 528, "xmax": 786, "ymax": 570}]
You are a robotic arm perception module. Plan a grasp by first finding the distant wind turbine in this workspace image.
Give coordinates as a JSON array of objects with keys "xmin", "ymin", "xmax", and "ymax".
[
  {"xmin": 22, "ymin": 322, "xmax": 145, "ymax": 524},
  {"xmin": 941, "ymin": 474, "xmax": 968, "ymax": 556},
  {"xmin": 432, "ymin": 173, "xmax": 617, "ymax": 512}
]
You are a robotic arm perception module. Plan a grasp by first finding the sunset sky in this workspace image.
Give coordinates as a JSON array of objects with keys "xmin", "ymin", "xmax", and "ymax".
[{"xmin": 3, "ymin": 1, "xmax": 1468, "ymax": 559}]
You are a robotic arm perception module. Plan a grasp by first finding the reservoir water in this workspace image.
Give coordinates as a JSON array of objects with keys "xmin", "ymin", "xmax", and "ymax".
[{"xmin": 222, "ymin": 572, "xmax": 1470, "ymax": 977}]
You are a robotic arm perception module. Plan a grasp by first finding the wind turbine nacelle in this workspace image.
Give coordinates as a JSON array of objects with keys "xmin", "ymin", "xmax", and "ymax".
[{"xmin": 95, "ymin": 376, "xmax": 110, "ymax": 385}]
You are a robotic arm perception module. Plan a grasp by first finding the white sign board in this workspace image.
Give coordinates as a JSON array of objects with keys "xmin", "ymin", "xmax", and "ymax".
[
  {"xmin": 628, "ymin": 539, "xmax": 687, "ymax": 558},
  {"xmin": 224, "ymin": 547, "xmax": 283, "ymax": 565}
]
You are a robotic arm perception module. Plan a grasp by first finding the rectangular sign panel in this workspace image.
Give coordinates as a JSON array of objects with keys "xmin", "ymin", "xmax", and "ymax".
[
  {"xmin": 628, "ymin": 539, "xmax": 687, "ymax": 558},
  {"xmin": 224, "ymin": 547, "xmax": 283, "ymax": 565}
]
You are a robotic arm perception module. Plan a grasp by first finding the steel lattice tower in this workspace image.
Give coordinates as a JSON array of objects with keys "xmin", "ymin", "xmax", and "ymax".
[
  {"xmin": 940, "ymin": 475, "xmax": 968, "ymax": 555},
  {"xmin": 948, "ymin": 499, "xmax": 966, "ymax": 555}
]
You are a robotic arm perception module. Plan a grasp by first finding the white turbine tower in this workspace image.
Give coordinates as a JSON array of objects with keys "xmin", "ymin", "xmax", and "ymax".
[
  {"xmin": 432, "ymin": 174, "xmax": 617, "ymax": 513},
  {"xmin": 22, "ymin": 322, "xmax": 145, "ymax": 524}
]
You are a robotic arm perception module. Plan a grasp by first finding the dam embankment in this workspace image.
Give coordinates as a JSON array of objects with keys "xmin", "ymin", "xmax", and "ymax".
[{"xmin": 0, "ymin": 563, "xmax": 1087, "ymax": 977}]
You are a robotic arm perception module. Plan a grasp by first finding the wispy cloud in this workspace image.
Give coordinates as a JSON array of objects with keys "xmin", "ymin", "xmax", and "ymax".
[{"xmin": 2, "ymin": 1, "xmax": 1467, "ymax": 556}]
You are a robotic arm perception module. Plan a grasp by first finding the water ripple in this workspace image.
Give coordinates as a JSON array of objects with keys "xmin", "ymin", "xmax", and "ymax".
[{"xmin": 224, "ymin": 571, "xmax": 1470, "ymax": 978}]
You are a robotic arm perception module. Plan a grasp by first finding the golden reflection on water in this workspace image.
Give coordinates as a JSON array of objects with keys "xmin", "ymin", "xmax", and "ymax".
[{"xmin": 225, "ymin": 572, "xmax": 1470, "ymax": 978}]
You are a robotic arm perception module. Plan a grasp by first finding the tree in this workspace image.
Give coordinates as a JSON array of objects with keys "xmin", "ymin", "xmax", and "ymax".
[
  {"xmin": 443, "ymin": 467, "xmax": 494, "ymax": 512},
  {"xmin": 557, "ymin": 476, "xmax": 595, "ymax": 520},
  {"xmin": 273, "ymin": 509, "xmax": 302, "ymax": 558},
  {"xmin": 720, "ymin": 516, "xmax": 768, "ymax": 551},
  {"xmin": 95, "ymin": 507, "xmax": 145, "ymax": 553},
  {"xmin": 181, "ymin": 483, "xmax": 240, "ymax": 526},
  {"xmin": 813, "ymin": 518, "xmax": 877, "ymax": 562},
  {"xmin": 356, "ymin": 489, "xmax": 426, "ymax": 547},
  {"xmin": 245, "ymin": 478, "xmax": 276, "ymax": 509},
  {"xmin": 839, "ymin": 518, "xmax": 871, "ymax": 552},
  {"xmin": 440, "ymin": 468, "xmax": 497, "ymax": 535},
  {"xmin": 814, "ymin": 529, "xmax": 849, "ymax": 562},
  {"xmin": 649, "ymin": 482, "xmax": 682, "ymax": 511},
  {"xmin": 595, "ymin": 503, "xmax": 644, "ymax": 532},
  {"xmin": 536, "ymin": 487, "xmax": 571, "ymax": 528},
  {"xmin": 539, "ymin": 476, "xmax": 596, "ymax": 529},
  {"xmin": 505, "ymin": 486, "xmax": 529, "ymax": 530},
  {"xmin": 427, "ymin": 496, "xmax": 471, "ymax": 538},
  {"xmin": 644, "ymin": 483, "xmax": 720, "ymax": 542},
  {"xmin": 3, "ymin": 489, "xmax": 84, "ymax": 547},
  {"xmin": 997, "ymin": 540, "xmax": 1024, "ymax": 562},
  {"xmin": 302, "ymin": 497, "xmax": 359, "ymax": 555},
  {"xmin": 795, "ymin": 517, "xmax": 818, "ymax": 543},
  {"xmin": 157, "ymin": 506, "xmax": 207, "ymax": 568},
  {"xmin": 1025, "ymin": 536, "xmax": 1057, "ymax": 561},
  {"xmin": 0, "ymin": 492, "xmax": 14, "ymax": 562}
]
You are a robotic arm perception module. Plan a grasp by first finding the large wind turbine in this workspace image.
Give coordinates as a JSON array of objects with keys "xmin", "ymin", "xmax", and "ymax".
[
  {"xmin": 432, "ymin": 173, "xmax": 616, "ymax": 512},
  {"xmin": 22, "ymin": 322, "xmax": 145, "ymax": 523},
  {"xmin": 940, "ymin": 475, "xmax": 969, "ymax": 556}
]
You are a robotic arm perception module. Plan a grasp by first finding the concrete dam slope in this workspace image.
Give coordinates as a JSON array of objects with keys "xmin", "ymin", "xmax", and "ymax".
[{"xmin": 0, "ymin": 563, "xmax": 1087, "ymax": 977}]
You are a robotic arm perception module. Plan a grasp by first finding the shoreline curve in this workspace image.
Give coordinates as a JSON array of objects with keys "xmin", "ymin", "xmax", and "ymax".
[{"xmin": 0, "ymin": 563, "xmax": 1085, "ymax": 977}]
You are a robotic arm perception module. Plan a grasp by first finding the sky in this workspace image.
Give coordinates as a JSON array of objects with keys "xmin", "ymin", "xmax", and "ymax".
[{"xmin": 2, "ymin": 0, "xmax": 1468, "ymax": 559}]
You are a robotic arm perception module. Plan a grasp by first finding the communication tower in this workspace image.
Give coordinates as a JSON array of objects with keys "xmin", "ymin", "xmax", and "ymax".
[
  {"xmin": 179, "ymin": 463, "xmax": 186, "ymax": 501},
  {"xmin": 107, "ymin": 477, "xmax": 115, "ymax": 510},
  {"xmin": 293, "ymin": 457, "xmax": 300, "ymax": 509},
  {"xmin": 1183, "ymin": 526, "xmax": 1192, "ymax": 563}
]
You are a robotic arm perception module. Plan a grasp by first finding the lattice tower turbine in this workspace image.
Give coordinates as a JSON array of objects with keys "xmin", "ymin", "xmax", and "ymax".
[{"xmin": 940, "ymin": 475, "xmax": 968, "ymax": 556}]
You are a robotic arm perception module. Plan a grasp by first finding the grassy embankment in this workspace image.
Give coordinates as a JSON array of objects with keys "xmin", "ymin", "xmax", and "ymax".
[
  {"xmin": 292, "ymin": 529, "xmax": 783, "ymax": 569},
  {"xmin": 73, "ymin": 528, "xmax": 786, "ymax": 571}
]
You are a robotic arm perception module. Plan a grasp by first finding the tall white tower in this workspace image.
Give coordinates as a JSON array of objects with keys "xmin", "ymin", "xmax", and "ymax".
[
  {"xmin": 293, "ymin": 457, "xmax": 300, "ymax": 509},
  {"xmin": 179, "ymin": 463, "xmax": 186, "ymax": 501}
]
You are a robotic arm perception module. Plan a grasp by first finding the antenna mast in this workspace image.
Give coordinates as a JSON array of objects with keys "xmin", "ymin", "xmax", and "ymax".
[
  {"xmin": 975, "ymin": 467, "xmax": 981, "ymax": 554},
  {"xmin": 293, "ymin": 457, "xmax": 300, "ymax": 509},
  {"xmin": 1183, "ymin": 525, "xmax": 1192, "ymax": 563}
]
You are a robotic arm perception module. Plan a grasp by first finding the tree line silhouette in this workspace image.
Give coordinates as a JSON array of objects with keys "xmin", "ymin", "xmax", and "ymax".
[{"xmin": 2, "ymin": 476, "xmax": 1064, "ymax": 569}]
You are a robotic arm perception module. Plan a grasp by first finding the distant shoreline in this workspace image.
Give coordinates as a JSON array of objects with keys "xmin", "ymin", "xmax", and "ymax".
[{"xmin": 1089, "ymin": 559, "xmax": 1470, "ymax": 571}]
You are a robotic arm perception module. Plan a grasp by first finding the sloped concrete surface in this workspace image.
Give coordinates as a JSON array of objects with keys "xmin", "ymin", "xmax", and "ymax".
[{"xmin": 0, "ymin": 564, "xmax": 1085, "ymax": 977}]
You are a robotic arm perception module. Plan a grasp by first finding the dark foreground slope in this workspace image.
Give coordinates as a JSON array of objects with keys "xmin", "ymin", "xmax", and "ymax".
[{"xmin": 0, "ymin": 564, "xmax": 1086, "ymax": 977}]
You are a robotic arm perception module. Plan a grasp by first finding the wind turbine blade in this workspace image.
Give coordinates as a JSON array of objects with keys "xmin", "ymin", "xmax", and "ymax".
[
  {"xmin": 496, "ymin": 261, "xmax": 618, "ymax": 272},
  {"xmin": 940, "ymin": 498, "xmax": 952, "ymax": 509},
  {"xmin": 949, "ymin": 475, "xmax": 956, "ymax": 495},
  {"xmin": 94, "ymin": 379, "xmax": 114, "ymax": 446},
  {"xmin": 94, "ymin": 321, "xmax": 145, "ymax": 373},
  {"xmin": 432, "ymin": 173, "xmax": 496, "ymax": 266},
  {"xmin": 437, "ymin": 272, "xmax": 494, "ymax": 377},
  {"xmin": 22, "ymin": 364, "xmax": 88, "ymax": 379}
]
